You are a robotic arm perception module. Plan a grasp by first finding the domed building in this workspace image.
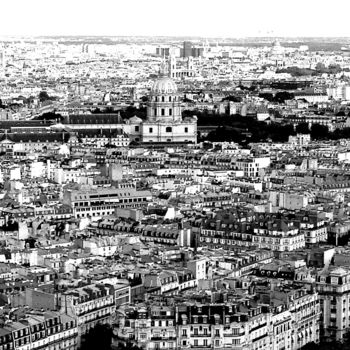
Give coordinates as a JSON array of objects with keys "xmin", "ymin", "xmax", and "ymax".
[
  {"xmin": 138, "ymin": 74, "xmax": 197, "ymax": 144},
  {"xmin": 270, "ymin": 40, "xmax": 284, "ymax": 56}
]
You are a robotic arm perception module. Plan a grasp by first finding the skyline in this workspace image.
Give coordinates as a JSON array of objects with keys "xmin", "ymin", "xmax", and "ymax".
[{"xmin": 2, "ymin": 0, "xmax": 350, "ymax": 38}]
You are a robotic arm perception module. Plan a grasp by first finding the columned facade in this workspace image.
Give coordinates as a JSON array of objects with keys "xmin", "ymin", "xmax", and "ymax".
[{"xmin": 141, "ymin": 75, "xmax": 197, "ymax": 144}]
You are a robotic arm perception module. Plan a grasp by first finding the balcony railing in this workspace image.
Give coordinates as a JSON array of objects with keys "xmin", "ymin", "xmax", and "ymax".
[
  {"xmin": 223, "ymin": 333, "xmax": 245, "ymax": 337},
  {"xmin": 150, "ymin": 336, "xmax": 177, "ymax": 341},
  {"xmin": 191, "ymin": 334, "xmax": 211, "ymax": 338}
]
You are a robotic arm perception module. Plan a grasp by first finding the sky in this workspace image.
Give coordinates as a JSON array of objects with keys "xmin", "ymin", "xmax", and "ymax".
[{"xmin": 1, "ymin": 0, "xmax": 350, "ymax": 38}]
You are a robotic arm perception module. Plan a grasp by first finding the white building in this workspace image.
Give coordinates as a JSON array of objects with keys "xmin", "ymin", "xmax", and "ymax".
[{"xmin": 125, "ymin": 73, "xmax": 197, "ymax": 144}]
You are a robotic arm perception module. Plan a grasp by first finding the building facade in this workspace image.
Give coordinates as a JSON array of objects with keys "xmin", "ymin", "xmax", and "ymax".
[{"xmin": 139, "ymin": 74, "xmax": 197, "ymax": 144}]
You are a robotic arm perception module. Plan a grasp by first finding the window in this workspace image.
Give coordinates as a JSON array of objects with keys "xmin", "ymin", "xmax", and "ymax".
[
  {"xmin": 135, "ymin": 126, "xmax": 139, "ymax": 132},
  {"xmin": 154, "ymin": 109, "xmax": 157, "ymax": 116},
  {"xmin": 149, "ymin": 127, "xmax": 153, "ymax": 133},
  {"xmin": 169, "ymin": 96, "xmax": 172, "ymax": 102},
  {"xmin": 166, "ymin": 127, "xmax": 172, "ymax": 133},
  {"xmin": 233, "ymin": 328, "xmax": 240, "ymax": 335},
  {"xmin": 169, "ymin": 109, "xmax": 172, "ymax": 116},
  {"xmin": 161, "ymin": 108, "xmax": 165, "ymax": 116},
  {"xmin": 162, "ymin": 96, "xmax": 165, "ymax": 102},
  {"xmin": 185, "ymin": 127, "xmax": 188, "ymax": 133}
]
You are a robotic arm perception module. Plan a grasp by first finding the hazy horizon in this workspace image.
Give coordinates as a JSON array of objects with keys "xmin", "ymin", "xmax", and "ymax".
[{"xmin": 2, "ymin": 0, "xmax": 350, "ymax": 38}]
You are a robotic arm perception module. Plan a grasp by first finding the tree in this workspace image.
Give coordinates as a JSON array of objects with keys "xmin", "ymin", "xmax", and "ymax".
[
  {"xmin": 206, "ymin": 126, "xmax": 242, "ymax": 143},
  {"xmin": 258, "ymin": 93, "xmax": 274, "ymax": 102},
  {"xmin": 221, "ymin": 95, "xmax": 242, "ymax": 103},
  {"xmin": 310, "ymin": 123, "xmax": 329, "ymax": 140},
  {"xmin": 295, "ymin": 122, "xmax": 310, "ymax": 134},
  {"xmin": 301, "ymin": 330, "xmax": 350, "ymax": 350},
  {"xmin": 79, "ymin": 324, "xmax": 113, "ymax": 350},
  {"xmin": 114, "ymin": 343, "xmax": 143, "ymax": 350},
  {"xmin": 274, "ymin": 91, "xmax": 294, "ymax": 103},
  {"xmin": 140, "ymin": 96, "xmax": 148, "ymax": 102},
  {"xmin": 315, "ymin": 62, "xmax": 327, "ymax": 73},
  {"xmin": 336, "ymin": 111, "xmax": 346, "ymax": 117},
  {"xmin": 35, "ymin": 112, "xmax": 64, "ymax": 122},
  {"xmin": 38, "ymin": 91, "xmax": 51, "ymax": 102}
]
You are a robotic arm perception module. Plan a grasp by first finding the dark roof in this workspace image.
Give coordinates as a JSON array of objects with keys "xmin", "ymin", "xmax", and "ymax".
[
  {"xmin": 0, "ymin": 132, "xmax": 71, "ymax": 143},
  {"xmin": 0, "ymin": 120, "xmax": 54, "ymax": 130},
  {"xmin": 75, "ymin": 129, "xmax": 126, "ymax": 138},
  {"xmin": 66, "ymin": 114, "xmax": 122, "ymax": 125}
]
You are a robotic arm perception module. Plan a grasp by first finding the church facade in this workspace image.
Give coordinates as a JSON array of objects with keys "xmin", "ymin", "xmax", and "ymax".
[
  {"xmin": 50, "ymin": 71, "xmax": 197, "ymax": 146},
  {"xmin": 125, "ymin": 74, "xmax": 197, "ymax": 144}
]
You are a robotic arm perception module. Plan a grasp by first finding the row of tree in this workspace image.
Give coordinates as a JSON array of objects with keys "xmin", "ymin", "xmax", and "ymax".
[
  {"xmin": 302, "ymin": 331, "xmax": 350, "ymax": 350},
  {"xmin": 277, "ymin": 63, "xmax": 345, "ymax": 77},
  {"xmin": 78, "ymin": 324, "xmax": 143, "ymax": 350},
  {"xmin": 79, "ymin": 324, "xmax": 350, "ymax": 350},
  {"xmin": 203, "ymin": 117, "xmax": 350, "ymax": 145},
  {"xmin": 258, "ymin": 91, "xmax": 295, "ymax": 103}
]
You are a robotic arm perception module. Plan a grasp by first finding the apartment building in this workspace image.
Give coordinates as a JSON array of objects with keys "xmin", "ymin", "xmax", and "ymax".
[
  {"xmin": 0, "ymin": 311, "xmax": 78, "ymax": 350},
  {"xmin": 60, "ymin": 284, "xmax": 115, "ymax": 340},
  {"xmin": 116, "ymin": 288, "xmax": 320, "ymax": 350},
  {"xmin": 63, "ymin": 187, "xmax": 152, "ymax": 219},
  {"xmin": 252, "ymin": 218, "xmax": 305, "ymax": 252},
  {"xmin": 314, "ymin": 267, "xmax": 350, "ymax": 341},
  {"xmin": 116, "ymin": 305, "xmax": 177, "ymax": 350}
]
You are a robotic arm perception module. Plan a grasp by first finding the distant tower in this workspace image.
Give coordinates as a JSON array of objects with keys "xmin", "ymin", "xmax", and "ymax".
[
  {"xmin": 131, "ymin": 87, "xmax": 137, "ymax": 101},
  {"xmin": 0, "ymin": 46, "xmax": 5, "ymax": 70},
  {"xmin": 183, "ymin": 41, "xmax": 192, "ymax": 58},
  {"xmin": 103, "ymin": 92, "xmax": 111, "ymax": 103},
  {"xmin": 187, "ymin": 57, "xmax": 194, "ymax": 76},
  {"xmin": 203, "ymin": 39, "xmax": 210, "ymax": 56},
  {"xmin": 169, "ymin": 55, "xmax": 177, "ymax": 79}
]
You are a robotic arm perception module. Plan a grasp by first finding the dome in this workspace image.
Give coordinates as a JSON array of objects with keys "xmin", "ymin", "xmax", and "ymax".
[
  {"xmin": 272, "ymin": 40, "xmax": 281, "ymax": 48},
  {"xmin": 151, "ymin": 76, "xmax": 177, "ymax": 94},
  {"xmin": 129, "ymin": 116, "xmax": 143, "ymax": 124},
  {"xmin": 50, "ymin": 123, "xmax": 72, "ymax": 132}
]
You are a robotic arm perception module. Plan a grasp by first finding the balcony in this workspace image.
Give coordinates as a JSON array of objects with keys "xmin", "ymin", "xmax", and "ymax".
[
  {"xmin": 34, "ymin": 334, "xmax": 78, "ymax": 350},
  {"xmin": 76, "ymin": 304, "xmax": 114, "ymax": 316},
  {"xmin": 191, "ymin": 333, "xmax": 211, "ymax": 338},
  {"xmin": 150, "ymin": 336, "xmax": 177, "ymax": 341},
  {"xmin": 252, "ymin": 334, "xmax": 268, "ymax": 342},
  {"xmin": 223, "ymin": 333, "xmax": 245, "ymax": 337},
  {"xmin": 250, "ymin": 322, "xmax": 267, "ymax": 332}
]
